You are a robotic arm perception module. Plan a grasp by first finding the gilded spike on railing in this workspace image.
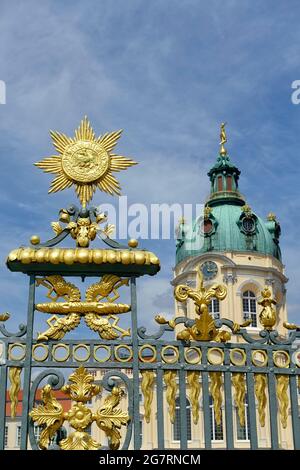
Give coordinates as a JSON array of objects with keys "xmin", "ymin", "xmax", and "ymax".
[
  {"xmin": 9, "ymin": 367, "xmax": 21, "ymax": 418},
  {"xmin": 232, "ymin": 373, "xmax": 246, "ymax": 427},
  {"xmin": 209, "ymin": 372, "xmax": 223, "ymax": 426},
  {"xmin": 141, "ymin": 371, "xmax": 155, "ymax": 423},
  {"xmin": 254, "ymin": 374, "xmax": 267, "ymax": 427},
  {"xmin": 276, "ymin": 375, "xmax": 289, "ymax": 429},
  {"xmin": 187, "ymin": 371, "xmax": 201, "ymax": 424},
  {"xmin": 163, "ymin": 371, "xmax": 178, "ymax": 423}
]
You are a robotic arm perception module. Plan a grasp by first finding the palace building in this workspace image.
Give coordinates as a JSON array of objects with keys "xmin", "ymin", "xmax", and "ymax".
[{"xmin": 174, "ymin": 125, "xmax": 287, "ymax": 337}]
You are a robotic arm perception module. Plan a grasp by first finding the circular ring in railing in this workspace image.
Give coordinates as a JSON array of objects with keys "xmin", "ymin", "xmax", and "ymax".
[
  {"xmin": 114, "ymin": 344, "xmax": 133, "ymax": 363},
  {"xmin": 52, "ymin": 343, "xmax": 70, "ymax": 362},
  {"xmin": 8, "ymin": 343, "xmax": 26, "ymax": 361},
  {"xmin": 94, "ymin": 345, "xmax": 111, "ymax": 363},
  {"xmin": 230, "ymin": 348, "xmax": 247, "ymax": 366},
  {"xmin": 273, "ymin": 350, "xmax": 290, "ymax": 368},
  {"xmin": 207, "ymin": 347, "xmax": 224, "ymax": 365},
  {"xmin": 138, "ymin": 344, "xmax": 157, "ymax": 363},
  {"xmin": 251, "ymin": 350, "xmax": 268, "ymax": 367},
  {"xmin": 161, "ymin": 345, "xmax": 179, "ymax": 364},
  {"xmin": 292, "ymin": 350, "xmax": 300, "ymax": 368},
  {"xmin": 184, "ymin": 347, "xmax": 202, "ymax": 364},
  {"xmin": 32, "ymin": 343, "xmax": 49, "ymax": 362},
  {"xmin": 73, "ymin": 344, "xmax": 91, "ymax": 362}
]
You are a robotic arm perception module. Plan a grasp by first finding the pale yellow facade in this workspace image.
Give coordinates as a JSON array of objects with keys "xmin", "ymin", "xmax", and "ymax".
[{"xmin": 173, "ymin": 250, "xmax": 288, "ymax": 336}]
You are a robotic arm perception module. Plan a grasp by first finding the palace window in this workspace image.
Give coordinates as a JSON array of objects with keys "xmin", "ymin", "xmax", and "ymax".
[
  {"xmin": 173, "ymin": 397, "xmax": 192, "ymax": 441},
  {"xmin": 236, "ymin": 397, "xmax": 250, "ymax": 441},
  {"xmin": 34, "ymin": 425, "xmax": 43, "ymax": 442},
  {"xmin": 217, "ymin": 176, "xmax": 223, "ymax": 191},
  {"xmin": 209, "ymin": 297, "xmax": 220, "ymax": 319},
  {"xmin": 140, "ymin": 419, "xmax": 143, "ymax": 446},
  {"xmin": 16, "ymin": 425, "xmax": 21, "ymax": 447},
  {"xmin": 209, "ymin": 396, "xmax": 224, "ymax": 441},
  {"xmin": 4, "ymin": 426, "xmax": 8, "ymax": 447},
  {"xmin": 242, "ymin": 290, "xmax": 257, "ymax": 327},
  {"xmin": 226, "ymin": 176, "xmax": 232, "ymax": 191}
]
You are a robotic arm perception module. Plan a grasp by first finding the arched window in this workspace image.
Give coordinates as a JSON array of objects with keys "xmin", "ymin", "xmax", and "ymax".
[
  {"xmin": 209, "ymin": 297, "xmax": 220, "ymax": 319},
  {"xmin": 236, "ymin": 395, "xmax": 250, "ymax": 441},
  {"xmin": 173, "ymin": 397, "xmax": 191, "ymax": 441},
  {"xmin": 242, "ymin": 290, "xmax": 257, "ymax": 327},
  {"xmin": 209, "ymin": 396, "xmax": 224, "ymax": 441}
]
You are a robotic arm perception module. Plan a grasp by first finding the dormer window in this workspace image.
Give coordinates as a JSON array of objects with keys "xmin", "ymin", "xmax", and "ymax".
[
  {"xmin": 202, "ymin": 220, "xmax": 213, "ymax": 234},
  {"xmin": 242, "ymin": 218, "xmax": 255, "ymax": 234}
]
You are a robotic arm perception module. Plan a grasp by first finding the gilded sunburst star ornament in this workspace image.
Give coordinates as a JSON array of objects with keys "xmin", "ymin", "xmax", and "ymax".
[{"xmin": 35, "ymin": 116, "xmax": 137, "ymax": 207}]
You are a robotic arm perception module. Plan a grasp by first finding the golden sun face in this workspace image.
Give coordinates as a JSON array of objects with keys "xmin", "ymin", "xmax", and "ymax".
[{"xmin": 35, "ymin": 116, "xmax": 137, "ymax": 207}]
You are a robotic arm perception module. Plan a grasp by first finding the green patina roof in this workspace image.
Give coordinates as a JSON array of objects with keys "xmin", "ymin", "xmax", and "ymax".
[
  {"xmin": 176, "ymin": 149, "xmax": 281, "ymax": 265},
  {"xmin": 176, "ymin": 203, "xmax": 281, "ymax": 264},
  {"xmin": 208, "ymin": 153, "xmax": 240, "ymax": 173}
]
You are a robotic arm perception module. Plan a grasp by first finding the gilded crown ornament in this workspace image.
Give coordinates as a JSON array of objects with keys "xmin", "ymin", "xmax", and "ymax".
[
  {"xmin": 174, "ymin": 268, "xmax": 229, "ymax": 341},
  {"xmin": 35, "ymin": 116, "xmax": 137, "ymax": 208},
  {"xmin": 163, "ymin": 268, "xmax": 251, "ymax": 342}
]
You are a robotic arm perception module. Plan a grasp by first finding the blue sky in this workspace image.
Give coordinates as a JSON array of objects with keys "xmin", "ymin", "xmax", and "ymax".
[{"xmin": 0, "ymin": 0, "xmax": 300, "ymax": 334}]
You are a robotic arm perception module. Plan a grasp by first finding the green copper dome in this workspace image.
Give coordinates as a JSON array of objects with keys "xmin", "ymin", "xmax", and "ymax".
[{"xmin": 176, "ymin": 137, "xmax": 281, "ymax": 265}]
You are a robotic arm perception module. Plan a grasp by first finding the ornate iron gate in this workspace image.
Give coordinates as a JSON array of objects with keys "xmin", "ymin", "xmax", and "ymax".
[
  {"xmin": 0, "ymin": 117, "xmax": 299, "ymax": 451},
  {"xmin": 1, "ymin": 257, "xmax": 300, "ymax": 450}
]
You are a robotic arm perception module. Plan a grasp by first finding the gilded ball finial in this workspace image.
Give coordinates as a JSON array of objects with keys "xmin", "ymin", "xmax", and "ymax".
[
  {"xmin": 59, "ymin": 209, "xmax": 71, "ymax": 223},
  {"xmin": 30, "ymin": 235, "xmax": 40, "ymax": 245},
  {"xmin": 128, "ymin": 238, "xmax": 138, "ymax": 248}
]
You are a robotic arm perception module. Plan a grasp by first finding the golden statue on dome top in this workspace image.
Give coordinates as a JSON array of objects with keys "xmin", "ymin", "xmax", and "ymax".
[{"xmin": 219, "ymin": 122, "xmax": 227, "ymax": 156}]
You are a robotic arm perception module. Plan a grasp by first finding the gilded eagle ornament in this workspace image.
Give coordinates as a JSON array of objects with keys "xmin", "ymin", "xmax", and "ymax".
[{"xmin": 35, "ymin": 116, "xmax": 137, "ymax": 207}]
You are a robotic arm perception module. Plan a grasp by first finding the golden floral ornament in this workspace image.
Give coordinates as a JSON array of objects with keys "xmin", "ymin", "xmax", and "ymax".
[
  {"xmin": 62, "ymin": 366, "xmax": 101, "ymax": 402},
  {"xmin": 67, "ymin": 402, "xmax": 92, "ymax": 430},
  {"xmin": 29, "ymin": 367, "xmax": 130, "ymax": 450},
  {"xmin": 204, "ymin": 206, "xmax": 212, "ymax": 220},
  {"xmin": 241, "ymin": 204, "xmax": 252, "ymax": 217},
  {"xmin": 35, "ymin": 116, "xmax": 137, "ymax": 207}
]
